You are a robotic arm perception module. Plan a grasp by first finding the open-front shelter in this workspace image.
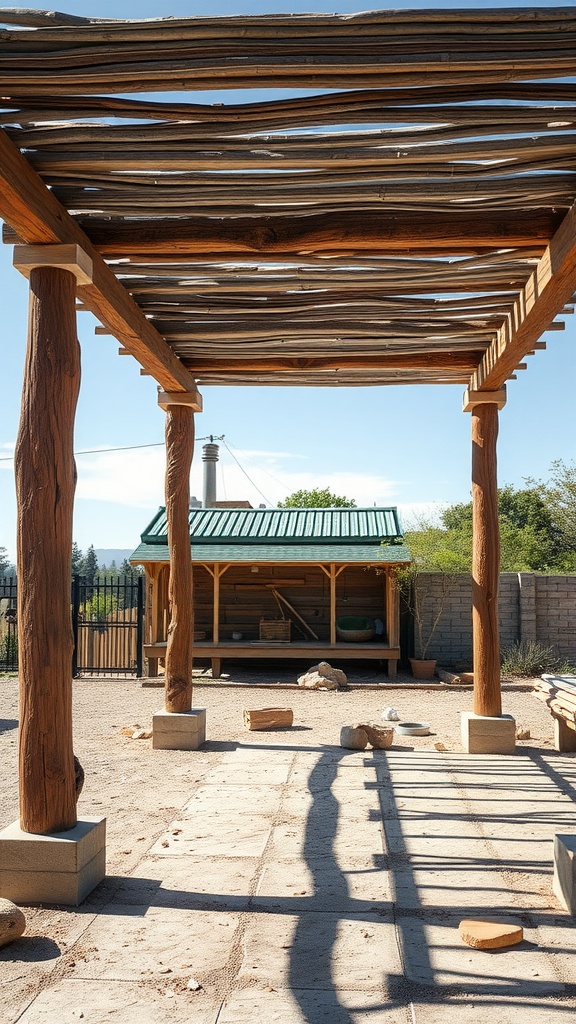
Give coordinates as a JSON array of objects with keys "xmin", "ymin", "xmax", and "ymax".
[
  {"xmin": 132, "ymin": 505, "xmax": 409, "ymax": 679},
  {"xmin": 1, "ymin": 6, "xmax": 575, "ymax": 899}
]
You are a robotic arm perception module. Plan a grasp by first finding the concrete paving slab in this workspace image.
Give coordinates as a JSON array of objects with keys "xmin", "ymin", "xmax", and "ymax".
[
  {"xmin": 392, "ymin": 867, "xmax": 534, "ymax": 911},
  {"xmin": 16, "ymin": 979, "xmax": 217, "ymax": 1024},
  {"xmin": 267, "ymin": 819, "xmax": 383, "ymax": 860},
  {"xmin": 149, "ymin": 815, "xmax": 272, "ymax": 857},
  {"xmin": 397, "ymin": 912, "xmax": 564, "ymax": 995},
  {"xmin": 238, "ymin": 910, "xmax": 401, "ymax": 989},
  {"xmin": 113, "ymin": 855, "xmax": 259, "ymax": 909},
  {"xmin": 218, "ymin": 987, "xmax": 405, "ymax": 1023},
  {"xmin": 68, "ymin": 905, "xmax": 239, "ymax": 981},
  {"xmin": 203, "ymin": 762, "xmax": 292, "ymax": 786},
  {"xmin": 253, "ymin": 856, "xmax": 392, "ymax": 911},
  {"xmin": 181, "ymin": 783, "xmax": 283, "ymax": 816}
]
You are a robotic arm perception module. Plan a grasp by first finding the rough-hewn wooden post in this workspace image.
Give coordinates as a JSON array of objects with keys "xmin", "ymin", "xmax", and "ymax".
[
  {"xmin": 15, "ymin": 265, "xmax": 80, "ymax": 834},
  {"xmin": 159, "ymin": 392, "xmax": 200, "ymax": 713},
  {"xmin": 465, "ymin": 389, "xmax": 506, "ymax": 718}
]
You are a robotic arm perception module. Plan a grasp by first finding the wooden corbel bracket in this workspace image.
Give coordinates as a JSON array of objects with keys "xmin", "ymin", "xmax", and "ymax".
[
  {"xmin": 158, "ymin": 389, "xmax": 203, "ymax": 413},
  {"xmin": 462, "ymin": 387, "xmax": 507, "ymax": 413},
  {"xmin": 13, "ymin": 243, "xmax": 93, "ymax": 286}
]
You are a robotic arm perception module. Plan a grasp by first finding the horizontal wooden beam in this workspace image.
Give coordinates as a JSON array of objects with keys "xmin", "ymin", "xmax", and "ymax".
[
  {"xmin": 182, "ymin": 352, "xmax": 483, "ymax": 374},
  {"xmin": 0, "ymin": 128, "xmax": 197, "ymax": 393},
  {"xmin": 81, "ymin": 211, "xmax": 558, "ymax": 258},
  {"xmin": 472, "ymin": 200, "xmax": 576, "ymax": 390}
]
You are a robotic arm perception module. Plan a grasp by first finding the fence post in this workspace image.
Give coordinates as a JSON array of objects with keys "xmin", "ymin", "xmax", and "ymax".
[
  {"xmin": 71, "ymin": 574, "xmax": 80, "ymax": 678},
  {"xmin": 136, "ymin": 575, "xmax": 144, "ymax": 677}
]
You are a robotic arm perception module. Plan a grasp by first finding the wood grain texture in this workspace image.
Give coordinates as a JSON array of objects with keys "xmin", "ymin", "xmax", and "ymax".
[
  {"xmin": 471, "ymin": 403, "xmax": 502, "ymax": 719},
  {"xmin": 164, "ymin": 405, "xmax": 194, "ymax": 714},
  {"xmin": 16, "ymin": 266, "xmax": 79, "ymax": 834}
]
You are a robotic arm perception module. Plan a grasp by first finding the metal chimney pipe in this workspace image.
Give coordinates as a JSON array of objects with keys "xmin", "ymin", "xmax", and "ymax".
[{"xmin": 202, "ymin": 441, "xmax": 219, "ymax": 507}]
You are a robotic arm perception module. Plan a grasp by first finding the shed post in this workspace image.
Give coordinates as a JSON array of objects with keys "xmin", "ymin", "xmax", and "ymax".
[
  {"xmin": 153, "ymin": 391, "xmax": 206, "ymax": 750},
  {"xmin": 461, "ymin": 388, "xmax": 515, "ymax": 753}
]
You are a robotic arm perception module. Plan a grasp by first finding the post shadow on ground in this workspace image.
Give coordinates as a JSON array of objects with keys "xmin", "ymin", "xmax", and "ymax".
[{"xmin": 75, "ymin": 742, "xmax": 576, "ymax": 1019}]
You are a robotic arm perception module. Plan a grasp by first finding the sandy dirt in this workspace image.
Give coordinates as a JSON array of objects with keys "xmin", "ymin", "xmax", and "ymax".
[{"xmin": 0, "ymin": 667, "xmax": 563, "ymax": 1018}]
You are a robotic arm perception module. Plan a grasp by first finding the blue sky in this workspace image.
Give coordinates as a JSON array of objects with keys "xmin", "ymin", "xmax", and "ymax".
[{"xmin": 1, "ymin": 0, "xmax": 575, "ymax": 561}]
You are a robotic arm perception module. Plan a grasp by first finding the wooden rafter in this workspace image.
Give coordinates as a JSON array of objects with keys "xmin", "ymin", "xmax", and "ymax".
[
  {"xmin": 1, "ymin": 9, "xmax": 575, "ymax": 390},
  {"xmin": 0, "ymin": 128, "xmax": 198, "ymax": 395}
]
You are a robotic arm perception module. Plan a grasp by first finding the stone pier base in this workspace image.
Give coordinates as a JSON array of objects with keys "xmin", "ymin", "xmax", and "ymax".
[
  {"xmin": 554, "ymin": 834, "xmax": 576, "ymax": 914},
  {"xmin": 153, "ymin": 708, "xmax": 206, "ymax": 750},
  {"xmin": 461, "ymin": 711, "xmax": 516, "ymax": 754},
  {"xmin": 0, "ymin": 816, "xmax": 106, "ymax": 906}
]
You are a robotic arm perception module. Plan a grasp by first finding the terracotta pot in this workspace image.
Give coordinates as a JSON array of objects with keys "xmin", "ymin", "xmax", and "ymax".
[{"xmin": 409, "ymin": 658, "xmax": 437, "ymax": 679}]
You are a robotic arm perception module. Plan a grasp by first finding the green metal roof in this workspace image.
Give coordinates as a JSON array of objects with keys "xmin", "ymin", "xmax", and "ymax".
[{"xmin": 131, "ymin": 506, "xmax": 410, "ymax": 565}]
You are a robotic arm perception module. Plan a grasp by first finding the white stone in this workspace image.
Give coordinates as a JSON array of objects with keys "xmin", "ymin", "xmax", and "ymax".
[{"xmin": 381, "ymin": 706, "xmax": 400, "ymax": 721}]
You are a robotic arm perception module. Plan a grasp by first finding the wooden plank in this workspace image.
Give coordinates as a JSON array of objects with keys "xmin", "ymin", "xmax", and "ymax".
[
  {"xmin": 0, "ymin": 128, "xmax": 196, "ymax": 393},
  {"xmin": 472, "ymin": 200, "xmax": 576, "ymax": 390},
  {"xmin": 79, "ymin": 211, "xmax": 558, "ymax": 259},
  {"xmin": 243, "ymin": 708, "xmax": 294, "ymax": 730}
]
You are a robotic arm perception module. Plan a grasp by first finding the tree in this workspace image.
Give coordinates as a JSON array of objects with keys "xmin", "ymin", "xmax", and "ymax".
[
  {"xmin": 440, "ymin": 482, "xmax": 569, "ymax": 572},
  {"xmin": 526, "ymin": 459, "xmax": 576, "ymax": 560},
  {"xmin": 80, "ymin": 544, "xmax": 99, "ymax": 583},
  {"xmin": 71, "ymin": 541, "xmax": 83, "ymax": 575},
  {"xmin": 278, "ymin": 487, "xmax": 356, "ymax": 509},
  {"xmin": 0, "ymin": 547, "xmax": 10, "ymax": 576}
]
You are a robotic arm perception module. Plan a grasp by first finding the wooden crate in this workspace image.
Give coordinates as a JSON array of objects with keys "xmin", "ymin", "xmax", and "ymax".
[{"xmin": 259, "ymin": 618, "xmax": 291, "ymax": 642}]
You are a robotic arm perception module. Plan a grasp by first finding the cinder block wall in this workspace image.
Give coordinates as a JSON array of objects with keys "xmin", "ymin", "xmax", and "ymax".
[{"xmin": 416, "ymin": 572, "xmax": 576, "ymax": 668}]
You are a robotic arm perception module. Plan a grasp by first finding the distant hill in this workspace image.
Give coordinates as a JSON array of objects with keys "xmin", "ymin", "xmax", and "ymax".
[{"xmin": 95, "ymin": 548, "xmax": 133, "ymax": 568}]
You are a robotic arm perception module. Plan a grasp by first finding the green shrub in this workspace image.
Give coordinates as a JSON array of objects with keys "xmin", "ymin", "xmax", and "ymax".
[
  {"xmin": 501, "ymin": 640, "xmax": 574, "ymax": 678},
  {"xmin": 0, "ymin": 632, "xmax": 18, "ymax": 665}
]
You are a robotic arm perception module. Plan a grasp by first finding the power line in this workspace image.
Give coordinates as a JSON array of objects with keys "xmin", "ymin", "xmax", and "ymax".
[
  {"xmin": 221, "ymin": 438, "xmax": 273, "ymax": 506},
  {"xmin": 0, "ymin": 435, "xmax": 227, "ymax": 462}
]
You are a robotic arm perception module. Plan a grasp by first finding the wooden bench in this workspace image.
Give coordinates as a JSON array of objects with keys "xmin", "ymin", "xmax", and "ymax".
[
  {"xmin": 533, "ymin": 674, "xmax": 576, "ymax": 751},
  {"xmin": 144, "ymin": 640, "xmax": 400, "ymax": 680}
]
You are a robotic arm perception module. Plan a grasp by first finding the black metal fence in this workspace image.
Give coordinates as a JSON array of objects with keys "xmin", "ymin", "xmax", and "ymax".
[
  {"xmin": 0, "ymin": 576, "xmax": 18, "ymax": 672},
  {"xmin": 0, "ymin": 574, "xmax": 144, "ymax": 677}
]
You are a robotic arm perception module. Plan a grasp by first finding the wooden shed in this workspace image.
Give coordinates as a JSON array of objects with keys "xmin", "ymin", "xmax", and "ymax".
[{"xmin": 132, "ymin": 506, "xmax": 410, "ymax": 678}]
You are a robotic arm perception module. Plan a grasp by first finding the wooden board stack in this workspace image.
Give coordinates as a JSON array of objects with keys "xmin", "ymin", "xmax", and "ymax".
[{"xmin": 532, "ymin": 674, "xmax": 576, "ymax": 732}]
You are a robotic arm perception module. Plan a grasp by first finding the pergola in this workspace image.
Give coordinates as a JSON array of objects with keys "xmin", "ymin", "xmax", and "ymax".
[{"xmin": 1, "ymin": 7, "xmax": 575, "ymax": 899}]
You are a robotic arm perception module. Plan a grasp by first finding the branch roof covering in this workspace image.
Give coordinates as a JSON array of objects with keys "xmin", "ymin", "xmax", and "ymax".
[{"xmin": 1, "ymin": 6, "xmax": 576, "ymax": 389}]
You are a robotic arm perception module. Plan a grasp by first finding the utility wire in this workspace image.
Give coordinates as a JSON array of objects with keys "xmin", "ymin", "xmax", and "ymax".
[
  {"xmin": 0, "ymin": 435, "xmax": 227, "ymax": 462},
  {"xmin": 221, "ymin": 438, "xmax": 272, "ymax": 506}
]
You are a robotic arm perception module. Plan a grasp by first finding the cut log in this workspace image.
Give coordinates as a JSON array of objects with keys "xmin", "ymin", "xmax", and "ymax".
[
  {"xmin": 243, "ymin": 707, "xmax": 294, "ymax": 730},
  {"xmin": 357, "ymin": 722, "xmax": 394, "ymax": 749},
  {"xmin": 459, "ymin": 918, "xmax": 523, "ymax": 950},
  {"xmin": 437, "ymin": 669, "xmax": 473, "ymax": 685}
]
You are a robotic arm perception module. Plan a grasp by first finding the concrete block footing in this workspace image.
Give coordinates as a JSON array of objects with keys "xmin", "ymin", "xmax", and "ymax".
[
  {"xmin": 0, "ymin": 816, "xmax": 106, "ymax": 906},
  {"xmin": 461, "ymin": 711, "xmax": 516, "ymax": 754},
  {"xmin": 152, "ymin": 707, "xmax": 207, "ymax": 750},
  {"xmin": 553, "ymin": 834, "xmax": 576, "ymax": 913}
]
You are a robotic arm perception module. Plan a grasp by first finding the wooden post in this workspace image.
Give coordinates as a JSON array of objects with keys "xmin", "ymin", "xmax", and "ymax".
[
  {"xmin": 15, "ymin": 266, "xmax": 80, "ymax": 834},
  {"xmin": 330, "ymin": 564, "xmax": 337, "ymax": 645},
  {"xmin": 162, "ymin": 401, "xmax": 195, "ymax": 713},
  {"xmin": 467, "ymin": 393, "xmax": 505, "ymax": 717}
]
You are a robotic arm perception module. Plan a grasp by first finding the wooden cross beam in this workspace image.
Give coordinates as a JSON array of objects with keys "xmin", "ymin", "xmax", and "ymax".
[
  {"xmin": 0, "ymin": 128, "xmax": 198, "ymax": 395},
  {"xmin": 471, "ymin": 200, "xmax": 576, "ymax": 391}
]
